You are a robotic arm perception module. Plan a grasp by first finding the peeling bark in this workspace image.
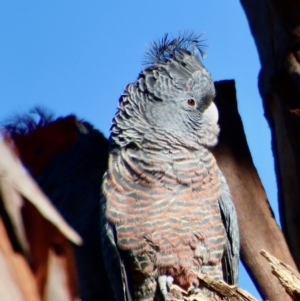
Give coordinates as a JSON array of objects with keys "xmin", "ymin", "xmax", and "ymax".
[{"xmin": 261, "ymin": 250, "xmax": 300, "ymax": 300}]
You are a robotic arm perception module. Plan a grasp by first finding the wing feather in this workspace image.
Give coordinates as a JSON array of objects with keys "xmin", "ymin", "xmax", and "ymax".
[{"xmin": 218, "ymin": 170, "xmax": 240, "ymax": 284}]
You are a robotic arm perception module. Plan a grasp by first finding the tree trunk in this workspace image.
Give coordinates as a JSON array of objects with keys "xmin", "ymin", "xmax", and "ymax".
[{"xmin": 240, "ymin": 0, "xmax": 300, "ymax": 271}]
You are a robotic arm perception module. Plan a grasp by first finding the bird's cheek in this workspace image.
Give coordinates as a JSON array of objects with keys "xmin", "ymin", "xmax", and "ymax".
[{"xmin": 202, "ymin": 102, "xmax": 219, "ymax": 124}]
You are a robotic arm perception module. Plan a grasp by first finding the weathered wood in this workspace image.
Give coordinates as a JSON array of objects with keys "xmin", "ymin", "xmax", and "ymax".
[
  {"xmin": 213, "ymin": 80, "xmax": 296, "ymax": 301},
  {"xmin": 197, "ymin": 273, "xmax": 258, "ymax": 301},
  {"xmin": 240, "ymin": 0, "xmax": 300, "ymax": 271},
  {"xmin": 261, "ymin": 250, "xmax": 300, "ymax": 300},
  {"xmin": 167, "ymin": 273, "xmax": 259, "ymax": 301}
]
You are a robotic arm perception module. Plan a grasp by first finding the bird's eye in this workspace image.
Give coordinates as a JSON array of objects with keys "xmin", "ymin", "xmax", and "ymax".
[{"xmin": 187, "ymin": 99, "xmax": 195, "ymax": 106}]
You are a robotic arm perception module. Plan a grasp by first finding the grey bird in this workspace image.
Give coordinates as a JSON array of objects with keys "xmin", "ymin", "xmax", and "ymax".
[{"xmin": 101, "ymin": 33, "xmax": 240, "ymax": 301}]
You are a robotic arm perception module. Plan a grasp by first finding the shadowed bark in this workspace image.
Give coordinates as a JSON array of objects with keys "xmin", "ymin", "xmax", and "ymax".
[
  {"xmin": 240, "ymin": 0, "xmax": 300, "ymax": 271},
  {"xmin": 213, "ymin": 80, "xmax": 296, "ymax": 301}
]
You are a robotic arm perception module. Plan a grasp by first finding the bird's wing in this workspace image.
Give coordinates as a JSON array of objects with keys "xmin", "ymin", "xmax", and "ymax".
[
  {"xmin": 100, "ymin": 193, "xmax": 133, "ymax": 301},
  {"xmin": 218, "ymin": 170, "xmax": 240, "ymax": 285}
]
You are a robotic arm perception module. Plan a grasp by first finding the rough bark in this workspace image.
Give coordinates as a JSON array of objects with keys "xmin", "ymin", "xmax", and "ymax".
[
  {"xmin": 168, "ymin": 273, "xmax": 259, "ymax": 301},
  {"xmin": 240, "ymin": 0, "xmax": 300, "ymax": 271},
  {"xmin": 261, "ymin": 250, "xmax": 300, "ymax": 300},
  {"xmin": 196, "ymin": 273, "xmax": 258, "ymax": 301},
  {"xmin": 213, "ymin": 80, "xmax": 296, "ymax": 301}
]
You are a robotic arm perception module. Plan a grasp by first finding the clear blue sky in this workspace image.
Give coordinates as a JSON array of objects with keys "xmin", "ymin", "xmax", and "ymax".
[{"xmin": 0, "ymin": 2, "xmax": 278, "ymax": 300}]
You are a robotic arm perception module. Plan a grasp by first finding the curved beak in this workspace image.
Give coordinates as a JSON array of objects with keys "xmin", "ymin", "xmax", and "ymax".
[{"xmin": 203, "ymin": 101, "xmax": 219, "ymax": 124}]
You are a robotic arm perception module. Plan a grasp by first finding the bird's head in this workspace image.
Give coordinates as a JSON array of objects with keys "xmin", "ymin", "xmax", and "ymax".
[{"xmin": 110, "ymin": 33, "xmax": 219, "ymax": 152}]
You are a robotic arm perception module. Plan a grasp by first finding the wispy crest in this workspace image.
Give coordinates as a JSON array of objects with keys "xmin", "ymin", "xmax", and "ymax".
[{"xmin": 144, "ymin": 31, "xmax": 206, "ymax": 65}]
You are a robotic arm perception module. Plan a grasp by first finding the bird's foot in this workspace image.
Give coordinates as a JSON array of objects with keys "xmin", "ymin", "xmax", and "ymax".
[
  {"xmin": 158, "ymin": 275, "xmax": 174, "ymax": 301},
  {"xmin": 187, "ymin": 286, "xmax": 201, "ymax": 295}
]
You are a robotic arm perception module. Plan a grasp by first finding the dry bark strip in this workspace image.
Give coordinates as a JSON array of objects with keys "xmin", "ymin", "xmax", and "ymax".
[
  {"xmin": 197, "ymin": 273, "xmax": 258, "ymax": 301},
  {"xmin": 261, "ymin": 250, "xmax": 300, "ymax": 300},
  {"xmin": 167, "ymin": 273, "xmax": 259, "ymax": 301}
]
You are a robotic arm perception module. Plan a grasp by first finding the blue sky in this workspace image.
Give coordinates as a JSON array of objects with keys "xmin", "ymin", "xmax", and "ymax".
[{"xmin": 0, "ymin": 2, "xmax": 278, "ymax": 299}]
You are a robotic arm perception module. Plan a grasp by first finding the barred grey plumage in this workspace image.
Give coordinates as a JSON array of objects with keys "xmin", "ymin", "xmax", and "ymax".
[{"xmin": 101, "ymin": 33, "xmax": 239, "ymax": 301}]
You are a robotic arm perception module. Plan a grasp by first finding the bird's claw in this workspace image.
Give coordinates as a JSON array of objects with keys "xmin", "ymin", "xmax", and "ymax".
[
  {"xmin": 187, "ymin": 286, "xmax": 201, "ymax": 295},
  {"xmin": 158, "ymin": 275, "xmax": 174, "ymax": 300}
]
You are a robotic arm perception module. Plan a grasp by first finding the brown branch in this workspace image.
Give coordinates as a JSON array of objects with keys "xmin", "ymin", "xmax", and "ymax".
[
  {"xmin": 213, "ymin": 80, "xmax": 296, "ymax": 301},
  {"xmin": 167, "ymin": 273, "xmax": 259, "ymax": 301},
  {"xmin": 197, "ymin": 273, "xmax": 259, "ymax": 301}
]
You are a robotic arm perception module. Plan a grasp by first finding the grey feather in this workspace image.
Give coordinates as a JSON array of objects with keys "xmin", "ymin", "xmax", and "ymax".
[
  {"xmin": 100, "ymin": 194, "xmax": 133, "ymax": 301},
  {"xmin": 218, "ymin": 170, "xmax": 240, "ymax": 284},
  {"xmin": 110, "ymin": 46, "xmax": 217, "ymax": 152},
  {"xmin": 103, "ymin": 32, "xmax": 240, "ymax": 300},
  {"xmin": 144, "ymin": 32, "xmax": 206, "ymax": 66}
]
